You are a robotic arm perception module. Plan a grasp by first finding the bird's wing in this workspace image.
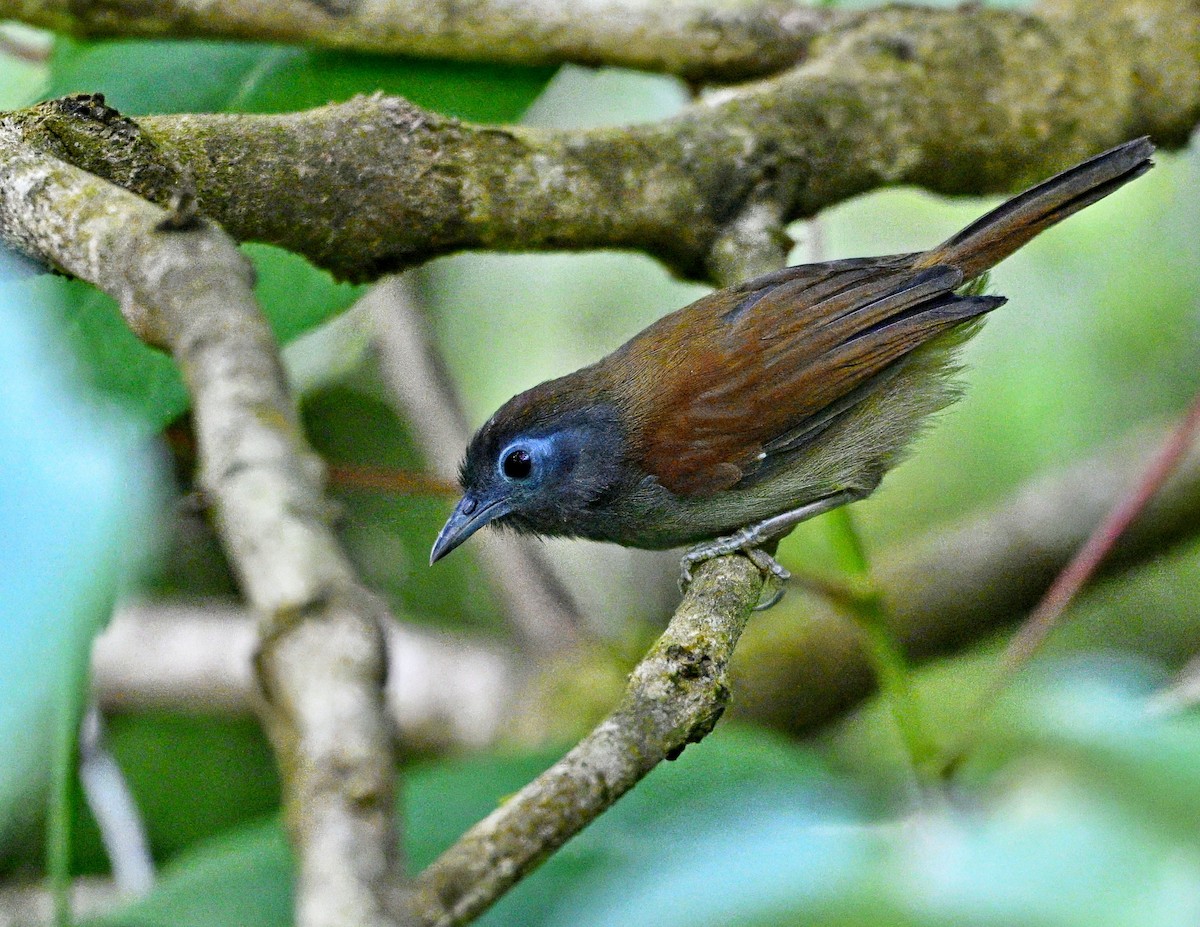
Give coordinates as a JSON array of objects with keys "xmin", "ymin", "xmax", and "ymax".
[{"xmin": 608, "ymin": 257, "xmax": 1000, "ymax": 496}]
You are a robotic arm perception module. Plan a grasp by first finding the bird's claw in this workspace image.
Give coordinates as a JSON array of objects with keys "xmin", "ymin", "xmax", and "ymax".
[
  {"xmin": 744, "ymin": 548, "xmax": 790, "ymax": 610},
  {"xmin": 678, "ymin": 543, "xmax": 791, "ymax": 610}
]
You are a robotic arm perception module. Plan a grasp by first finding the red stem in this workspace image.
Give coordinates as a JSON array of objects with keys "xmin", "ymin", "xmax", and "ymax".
[{"xmin": 1000, "ymin": 392, "xmax": 1200, "ymax": 673}]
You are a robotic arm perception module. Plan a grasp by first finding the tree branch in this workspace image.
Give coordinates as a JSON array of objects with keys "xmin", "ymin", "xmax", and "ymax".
[
  {"xmin": 0, "ymin": 114, "xmax": 408, "ymax": 927},
  {"xmin": 93, "ymin": 601, "xmax": 519, "ymax": 752},
  {"xmin": 407, "ymin": 554, "xmax": 763, "ymax": 927},
  {"xmin": 5, "ymin": 0, "xmax": 1196, "ymax": 283},
  {"xmin": 0, "ymin": 0, "xmax": 836, "ymax": 81},
  {"xmin": 77, "ymin": 706, "xmax": 155, "ymax": 897},
  {"xmin": 2, "ymin": 2, "xmax": 1195, "ymax": 921}
]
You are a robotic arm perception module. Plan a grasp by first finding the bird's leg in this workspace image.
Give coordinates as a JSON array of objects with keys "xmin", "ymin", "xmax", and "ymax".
[{"xmin": 679, "ymin": 490, "xmax": 863, "ymax": 608}]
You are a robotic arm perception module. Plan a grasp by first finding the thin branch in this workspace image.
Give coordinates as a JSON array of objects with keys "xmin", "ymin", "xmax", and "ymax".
[
  {"xmin": 77, "ymin": 706, "xmax": 155, "ymax": 897},
  {"xmin": 0, "ymin": 114, "xmax": 408, "ymax": 927},
  {"xmin": 0, "ymin": 0, "xmax": 836, "ymax": 81},
  {"xmin": 937, "ymin": 389, "xmax": 1200, "ymax": 770},
  {"xmin": 326, "ymin": 463, "xmax": 459, "ymax": 498},
  {"xmin": 93, "ymin": 601, "xmax": 519, "ymax": 751},
  {"xmin": 0, "ymin": 3, "xmax": 1193, "ymax": 921},
  {"xmin": 999, "ymin": 394, "xmax": 1200, "ymax": 674},
  {"xmin": 364, "ymin": 276, "xmax": 588, "ymax": 655},
  {"xmin": 5, "ymin": 0, "xmax": 1195, "ymax": 283},
  {"xmin": 406, "ymin": 554, "xmax": 764, "ymax": 927}
]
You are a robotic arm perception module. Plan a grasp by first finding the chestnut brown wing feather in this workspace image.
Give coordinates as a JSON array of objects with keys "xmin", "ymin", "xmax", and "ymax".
[
  {"xmin": 599, "ymin": 140, "xmax": 1154, "ymax": 497},
  {"xmin": 607, "ymin": 258, "xmax": 995, "ymax": 496}
]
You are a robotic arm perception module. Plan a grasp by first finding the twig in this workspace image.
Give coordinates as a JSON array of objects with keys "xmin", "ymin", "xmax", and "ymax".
[
  {"xmin": 997, "ymin": 395, "xmax": 1200, "ymax": 673},
  {"xmin": 327, "ymin": 463, "xmax": 460, "ymax": 498},
  {"xmin": 406, "ymin": 554, "xmax": 763, "ymax": 926},
  {"xmin": 0, "ymin": 106, "xmax": 408, "ymax": 927},
  {"xmin": 168, "ymin": 420, "xmax": 459, "ymax": 497},
  {"xmin": 77, "ymin": 706, "xmax": 154, "ymax": 897},
  {"xmin": 364, "ymin": 275, "xmax": 589, "ymax": 655}
]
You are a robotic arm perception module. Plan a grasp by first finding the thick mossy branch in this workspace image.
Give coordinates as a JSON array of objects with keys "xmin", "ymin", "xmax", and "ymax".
[
  {"xmin": 5, "ymin": 0, "xmax": 1198, "ymax": 283},
  {"xmin": 407, "ymin": 555, "xmax": 763, "ymax": 927},
  {"xmin": 0, "ymin": 0, "xmax": 836, "ymax": 81}
]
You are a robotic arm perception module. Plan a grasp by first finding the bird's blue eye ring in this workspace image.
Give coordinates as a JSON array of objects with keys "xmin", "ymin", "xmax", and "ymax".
[{"xmin": 502, "ymin": 447, "xmax": 533, "ymax": 480}]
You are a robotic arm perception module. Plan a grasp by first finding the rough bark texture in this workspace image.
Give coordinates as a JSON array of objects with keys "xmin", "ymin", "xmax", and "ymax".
[
  {"xmin": 4, "ymin": 0, "xmax": 1197, "ymax": 283},
  {"xmin": 0, "ymin": 0, "xmax": 835, "ymax": 80}
]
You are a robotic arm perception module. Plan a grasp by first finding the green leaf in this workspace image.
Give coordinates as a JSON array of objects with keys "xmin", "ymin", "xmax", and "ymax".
[
  {"xmin": 0, "ymin": 276, "xmax": 160, "ymax": 904},
  {"xmin": 16, "ymin": 245, "xmax": 365, "ymax": 428},
  {"xmin": 982, "ymin": 660, "xmax": 1200, "ymax": 844},
  {"xmin": 82, "ymin": 727, "xmax": 831, "ymax": 927},
  {"xmin": 246, "ymin": 244, "xmax": 366, "ymax": 345},
  {"xmin": 19, "ymin": 275, "xmax": 187, "ymax": 428},
  {"xmin": 46, "ymin": 38, "xmax": 554, "ymax": 120},
  {"xmin": 83, "ymin": 682, "xmax": 1200, "ymax": 927}
]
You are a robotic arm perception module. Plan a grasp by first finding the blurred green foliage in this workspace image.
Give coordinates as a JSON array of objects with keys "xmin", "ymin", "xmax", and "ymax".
[
  {"xmin": 83, "ymin": 669, "xmax": 1200, "ymax": 927},
  {"xmin": 65, "ymin": 715, "xmax": 280, "ymax": 876},
  {"xmin": 3, "ymin": 2, "xmax": 1200, "ymax": 926},
  {"xmin": 0, "ymin": 261, "xmax": 162, "ymax": 893}
]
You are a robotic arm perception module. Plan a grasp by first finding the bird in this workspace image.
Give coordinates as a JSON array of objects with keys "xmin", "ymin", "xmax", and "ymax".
[{"xmin": 430, "ymin": 138, "xmax": 1155, "ymax": 603}]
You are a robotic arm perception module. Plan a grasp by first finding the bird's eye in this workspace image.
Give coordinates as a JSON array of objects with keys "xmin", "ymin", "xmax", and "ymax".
[{"xmin": 502, "ymin": 447, "xmax": 533, "ymax": 480}]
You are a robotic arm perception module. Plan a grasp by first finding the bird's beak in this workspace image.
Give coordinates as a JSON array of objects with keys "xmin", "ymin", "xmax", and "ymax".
[{"xmin": 429, "ymin": 494, "xmax": 511, "ymax": 565}]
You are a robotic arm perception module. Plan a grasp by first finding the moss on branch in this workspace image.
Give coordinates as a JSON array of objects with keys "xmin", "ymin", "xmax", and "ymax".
[{"xmin": 4, "ymin": 0, "xmax": 1197, "ymax": 284}]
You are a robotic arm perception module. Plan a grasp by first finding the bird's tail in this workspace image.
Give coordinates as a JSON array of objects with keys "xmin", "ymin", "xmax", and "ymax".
[{"xmin": 917, "ymin": 137, "xmax": 1154, "ymax": 280}]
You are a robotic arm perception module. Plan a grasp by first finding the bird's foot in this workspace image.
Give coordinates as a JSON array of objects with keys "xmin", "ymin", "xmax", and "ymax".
[
  {"xmin": 679, "ymin": 531, "xmax": 791, "ymax": 610},
  {"xmin": 677, "ymin": 493, "xmax": 865, "ymax": 610}
]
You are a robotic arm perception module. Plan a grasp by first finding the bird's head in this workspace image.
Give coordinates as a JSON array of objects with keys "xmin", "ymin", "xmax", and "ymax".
[{"xmin": 430, "ymin": 378, "xmax": 629, "ymax": 564}]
